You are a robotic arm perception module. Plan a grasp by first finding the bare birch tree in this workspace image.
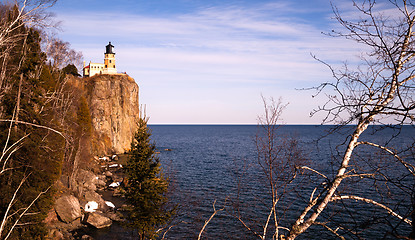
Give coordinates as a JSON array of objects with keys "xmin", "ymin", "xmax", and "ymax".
[
  {"xmin": 216, "ymin": 96, "xmax": 308, "ymax": 240},
  {"xmin": 190, "ymin": 0, "xmax": 415, "ymax": 238},
  {"xmin": 248, "ymin": 97, "xmax": 305, "ymax": 240},
  {"xmin": 44, "ymin": 36, "xmax": 83, "ymax": 73},
  {"xmin": 0, "ymin": 0, "xmax": 56, "ymax": 95},
  {"xmin": 285, "ymin": 1, "xmax": 415, "ymax": 239}
]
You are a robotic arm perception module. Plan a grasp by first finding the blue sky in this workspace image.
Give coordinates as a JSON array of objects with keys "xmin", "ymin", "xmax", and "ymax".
[{"xmin": 49, "ymin": 0, "xmax": 388, "ymax": 124}]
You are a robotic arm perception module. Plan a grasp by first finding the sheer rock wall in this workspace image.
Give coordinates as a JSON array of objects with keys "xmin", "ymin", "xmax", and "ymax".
[{"xmin": 86, "ymin": 74, "xmax": 139, "ymax": 154}]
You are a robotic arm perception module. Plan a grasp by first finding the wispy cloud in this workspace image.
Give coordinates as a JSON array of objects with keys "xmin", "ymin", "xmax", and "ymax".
[{"xmin": 54, "ymin": 1, "xmax": 366, "ymax": 124}]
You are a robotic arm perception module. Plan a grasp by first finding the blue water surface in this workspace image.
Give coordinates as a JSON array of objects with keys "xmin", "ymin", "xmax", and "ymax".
[{"xmin": 94, "ymin": 125, "xmax": 415, "ymax": 239}]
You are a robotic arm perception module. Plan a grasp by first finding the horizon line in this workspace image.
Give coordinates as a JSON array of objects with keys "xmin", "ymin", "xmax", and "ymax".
[{"xmin": 148, "ymin": 123, "xmax": 324, "ymax": 125}]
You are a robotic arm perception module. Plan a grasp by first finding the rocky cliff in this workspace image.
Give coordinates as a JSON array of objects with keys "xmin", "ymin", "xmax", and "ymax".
[
  {"xmin": 85, "ymin": 74, "xmax": 139, "ymax": 154},
  {"xmin": 46, "ymin": 74, "xmax": 139, "ymax": 239}
]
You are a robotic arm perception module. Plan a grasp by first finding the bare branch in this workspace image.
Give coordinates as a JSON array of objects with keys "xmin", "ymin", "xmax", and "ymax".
[
  {"xmin": 0, "ymin": 119, "xmax": 65, "ymax": 139},
  {"xmin": 4, "ymin": 185, "xmax": 51, "ymax": 240},
  {"xmin": 287, "ymin": 1, "xmax": 415, "ymax": 238},
  {"xmin": 297, "ymin": 166, "xmax": 328, "ymax": 179},
  {"xmin": 197, "ymin": 200, "xmax": 226, "ymax": 240},
  {"xmin": 356, "ymin": 140, "xmax": 415, "ymax": 175},
  {"xmin": 331, "ymin": 195, "xmax": 412, "ymax": 225},
  {"xmin": 314, "ymin": 222, "xmax": 346, "ymax": 240},
  {"xmin": 0, "ymin": 173, "xmax": 30, "ymax": 238}
]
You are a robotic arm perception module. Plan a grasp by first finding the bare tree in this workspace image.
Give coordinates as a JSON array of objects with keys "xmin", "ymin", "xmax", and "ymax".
[
  {"xmin": 210, "ymin": 96, "xmax": 308, "ymax": 240},
  {"xmin": 0, "ymin": 0, "xmax": 56, "ymax": 91},
  {"xmin": 44, "ymin": 36, "xmax": 83, "ymax": 73},
  {"xmin": 285, "ymin": 1, "xmax": 415, "ymax": 239},
  {"xmin": 246, "ymin": 97, "xmax": 305, "ymax": 239},
  {"xmin": 183, "ymin": 1, "xmax": 415, "ymax": 238}
]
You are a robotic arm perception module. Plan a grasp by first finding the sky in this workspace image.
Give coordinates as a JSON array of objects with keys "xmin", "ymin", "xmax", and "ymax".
[{"xmin": 48, "ymin": 0, "xmax": 391, "ymax": 124}]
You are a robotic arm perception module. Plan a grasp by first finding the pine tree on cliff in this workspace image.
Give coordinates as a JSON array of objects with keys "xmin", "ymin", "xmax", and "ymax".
[{"xmin": 123, "ymin": 118, "xmax": 175, "ymax": 240}]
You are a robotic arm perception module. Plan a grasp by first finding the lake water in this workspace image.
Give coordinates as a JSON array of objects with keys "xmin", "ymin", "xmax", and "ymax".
[{"xmin": 94, "ymin": 125, "xmax": 415, "ymax": 239}]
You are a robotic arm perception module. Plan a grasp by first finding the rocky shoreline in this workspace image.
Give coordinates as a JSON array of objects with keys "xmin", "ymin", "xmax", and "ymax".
[{"xmin": 46, "ymin": 154, "xmax": 128, "ymax": 240}]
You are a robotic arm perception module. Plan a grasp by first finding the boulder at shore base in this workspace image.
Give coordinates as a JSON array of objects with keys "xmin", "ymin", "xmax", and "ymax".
[
  {"xmin": 54, "ymin": 195, "xmax": 82, "ymax": 223},
  {"xmin": 83, "ymin": 212, "xmax": 112, "ymax": 229}
]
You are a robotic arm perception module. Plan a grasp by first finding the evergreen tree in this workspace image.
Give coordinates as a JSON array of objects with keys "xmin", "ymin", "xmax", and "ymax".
[
  {"xmin": 0, "ymin": 3, "xmax": 88, "ymax": 239},
  {"xmin": 62, "ymin": 63, "xmax": 80, "ymax": 76},
  {"xmin": 123, "ymin": 118, "xmax": 175, "ymax": 240}
]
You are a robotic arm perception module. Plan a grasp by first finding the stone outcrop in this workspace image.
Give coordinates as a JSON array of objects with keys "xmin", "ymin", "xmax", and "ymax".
[
  {"xmin": 76, "ymin": 169, "xmax": 99, "ymax": 192},
  {"xmin": 50, "ymin": 161, "xmax": 124, "ymax": 238},
  {"xmin": 54, "ymin": 195, "xmax": 82, "ymax": 223},
  {"xmin": 86, "ymin": 74, "xmax": 139, "ymax": 155},
  {"xmin": 83, "ymin": 212, "xmax": 112, "ymax": 229}
]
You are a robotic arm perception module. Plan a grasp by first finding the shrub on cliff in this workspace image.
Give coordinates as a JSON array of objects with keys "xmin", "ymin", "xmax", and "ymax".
[
  {"xmin": 63, "ymin": 64, "xmax": 80, "ymax": 77},
  {"xmin": 122, "ymin": 118, "xmax": 175, "ymax": 240}
]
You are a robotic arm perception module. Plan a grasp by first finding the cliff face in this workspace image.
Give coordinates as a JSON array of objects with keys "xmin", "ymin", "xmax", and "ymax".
[
  {"xmin": 48, "ymin": 74, "xmax": 138, "ymax": 238},
  {"xmin": 86, "ymin": 74, "xmax": 139, "ymax": 154}
]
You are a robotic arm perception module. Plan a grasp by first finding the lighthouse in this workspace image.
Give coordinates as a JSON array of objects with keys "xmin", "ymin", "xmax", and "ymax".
[
  {"xmin": 103, "ymin": 42, "xmax": 117, "ymax": 74},
  {"xmin": 83, "ymin": 42, "xmax": 118, "ymax": 77}
]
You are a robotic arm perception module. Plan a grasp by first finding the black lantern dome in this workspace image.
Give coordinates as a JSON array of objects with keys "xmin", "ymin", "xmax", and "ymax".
[{"xmin": 105, "ymin": 42, "xmax": 115, "ymax": 54}]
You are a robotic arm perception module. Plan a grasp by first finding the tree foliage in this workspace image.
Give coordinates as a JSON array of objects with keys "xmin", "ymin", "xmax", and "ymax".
[
  {"xmin": 0, "ymin": 2, "xmax": 87, "ymax": 239},
  {"xmin": 123, "ymin": 118, "xmax": 176, "ymax": 240},
  {"xmin": 63, "ymin": 63, "xmax": 80, "ymax": 76},
  {"xmin": 0, "ymin": 25, "xmax": 63, "ymax": 240}
]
